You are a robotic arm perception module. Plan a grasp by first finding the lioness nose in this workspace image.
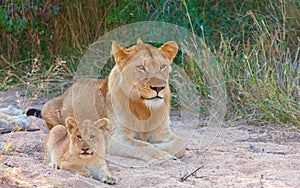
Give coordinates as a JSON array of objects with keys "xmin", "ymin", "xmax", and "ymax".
[{"xmin": 150, "ymin": 86, "xmax": 165, "ymax": 93}]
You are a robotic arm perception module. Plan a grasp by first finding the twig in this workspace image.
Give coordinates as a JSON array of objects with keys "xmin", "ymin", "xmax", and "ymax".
[
  {"xmin": 250, "ymin": 144, "xmax": 286, "ymax": 155},
  {"xmin": 180, "ymin": 165, "xmax": 204, "ymax": 182},
  {"xmin": 260, "ymin": 174, "xmax": 264, "ymax": 188}
]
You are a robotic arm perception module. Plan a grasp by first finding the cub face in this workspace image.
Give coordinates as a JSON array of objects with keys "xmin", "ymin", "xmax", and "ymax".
[{"xmin": 66, "ymin": 117, "xmax": 109, "ymax": 159}]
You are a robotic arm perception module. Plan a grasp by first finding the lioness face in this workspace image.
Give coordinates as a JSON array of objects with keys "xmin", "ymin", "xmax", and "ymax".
[
  {"xmin": 112, "ymin": 40, "xmax": 178, "ymax": 109},
  {"xmin": 66, "ymin": 117, "xmax": 109, "ymax": 159},
  {"xmin": 125, "ymin": 47, "xmax": 170, "ymax": 108}
]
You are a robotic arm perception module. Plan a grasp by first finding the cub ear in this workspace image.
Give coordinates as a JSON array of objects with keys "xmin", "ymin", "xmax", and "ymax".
[
  {"xmin": 159, "ymin": 41, "xmax": 178, "ymax": 62},
  {"xmin": 111, "ymin": 42, "xmax": 129, "ymax": 67},
  {"xmin": 94, "ymin": 118, "xmax": 109, "ymax": 131},
  {"xmin": 65, "ymin": 117, "xmax": 79, "ymax": 134}
]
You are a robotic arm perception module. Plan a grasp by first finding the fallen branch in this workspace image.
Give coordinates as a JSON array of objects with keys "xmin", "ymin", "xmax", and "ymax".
[
  {"xmin": 0, "ymin": 128, "xmax": 40, "ymax": 134},
  {"xmin": 180, "ymin": 165, "xmax": 204, "ymax": 182}
]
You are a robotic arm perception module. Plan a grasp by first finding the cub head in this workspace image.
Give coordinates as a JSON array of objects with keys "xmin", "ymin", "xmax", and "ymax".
[
  {"xmin": 111, "ymin": 39, "xmax": 178, "ymax": 110},
  {"xmin": 65, "ymin": 117, "xmax": 109, "ymax": 159}
]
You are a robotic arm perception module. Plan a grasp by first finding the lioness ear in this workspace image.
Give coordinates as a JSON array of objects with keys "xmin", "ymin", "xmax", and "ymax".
[
  {"xmin": 159, "ymin": 41, "xmax": 178, "ymax": 62},
  {"xmin": 94, "ymin": 118, "xmax": 109, "ymax": 131},
  {"xmin": 65, "ymin": 117, "xmax": 79, "ymax": 134},
  {"xmin": 111, "ymin": 42, "xmax": 129, "ymax": 67}
]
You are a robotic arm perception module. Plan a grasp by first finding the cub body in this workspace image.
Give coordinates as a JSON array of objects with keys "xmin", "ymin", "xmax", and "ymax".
[{"xmin": 44, "ymin": 117, "xmax": 117, "ymax": 184}]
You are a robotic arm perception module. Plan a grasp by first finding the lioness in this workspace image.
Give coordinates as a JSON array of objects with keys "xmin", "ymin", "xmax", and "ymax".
[
  {"xmin": 44, "ymin": 117, "xmax": 118, "ymax": 184},
  {"xmin": 42, "ymin": 39, "xmax": 185, "ymax": 162}
]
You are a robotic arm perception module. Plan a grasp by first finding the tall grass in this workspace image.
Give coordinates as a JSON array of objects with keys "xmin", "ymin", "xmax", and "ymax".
[
  {"xmin": 0, "ymin": 0, "xmax": 299, "ymax": 126},
  {"xmin": 219, "ymin": 12, "xmax": 299, "ymax": 125},
  {"xmin": 215, "ymin": 3, "xmax": 299, "ymax": 126}
]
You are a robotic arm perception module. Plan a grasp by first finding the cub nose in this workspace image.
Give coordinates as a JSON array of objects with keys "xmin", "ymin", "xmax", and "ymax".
[
  {"xmin": 150, "ymin": 86, "xmax": 165, "ymax": 93},
  {"xmin": 81, "ymin": 147, "xmax": 89, "ymax": 152}
]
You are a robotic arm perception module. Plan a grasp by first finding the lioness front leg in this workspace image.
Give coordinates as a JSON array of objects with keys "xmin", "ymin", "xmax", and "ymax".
[
  {"xmin": 152, "ymin": 133, "xmax": 186, "ymax": 158},
  {"xmin": 107, "ymin": 135, "xmax": 175, "ymax": 162}
]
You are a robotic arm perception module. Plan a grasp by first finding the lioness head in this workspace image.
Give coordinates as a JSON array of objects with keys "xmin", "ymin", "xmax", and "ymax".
[
  {"xmin": 65, "ymin": 117, "xmax": 109, "ymax": 159},
  {"xmin": 111, "ymin": 39, "xmax": 178, "ymax": 112}
]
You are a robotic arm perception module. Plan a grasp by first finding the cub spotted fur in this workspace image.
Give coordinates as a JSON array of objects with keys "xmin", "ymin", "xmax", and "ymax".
[
  {"xmin": 44, "ymin": 117, "xmax": 117, "ymax": 184},
  {"xmin": 42, "ymin": 39, "xmax": 185, "ymax": 162}
]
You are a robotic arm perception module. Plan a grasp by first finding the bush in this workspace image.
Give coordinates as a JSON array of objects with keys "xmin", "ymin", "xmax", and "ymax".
[{"xmin": 0, "ymin": 0, "xmax": 299, "ymax": 126}]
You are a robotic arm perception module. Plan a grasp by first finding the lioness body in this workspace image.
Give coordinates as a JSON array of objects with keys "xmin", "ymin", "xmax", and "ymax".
[
  {"xmin": 44, "ymin": 117, "xmax": 117, "ymax": 184},
  {"xmin": 42, "ymin": 40, "xmax": 185, "ymax": 162}
]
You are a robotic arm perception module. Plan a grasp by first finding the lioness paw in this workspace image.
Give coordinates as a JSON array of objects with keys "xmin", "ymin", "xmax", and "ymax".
[
  {"xmin": 100, "ymin": 174, "xmax": 118, "ymax": 185},
  {"xmin": 149, "ymin": 151, "xmax": 176, "ymax": 164}
]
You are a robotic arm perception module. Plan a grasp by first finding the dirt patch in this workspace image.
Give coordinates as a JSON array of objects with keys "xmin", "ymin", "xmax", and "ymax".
[{"xmin": 0, "ymin": 90, "xmax": 299, "ymax": 187}]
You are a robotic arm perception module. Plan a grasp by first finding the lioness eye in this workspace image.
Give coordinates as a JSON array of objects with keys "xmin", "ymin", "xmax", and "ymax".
[
  {"xmin": 90, "ymin": 135, "xmax": 95, "ymax": 139},
  {"xmin": 160, "ymin": 64, "xmax": 167, "ymax": 70},
  {"xmin": 77, "ymin": 135, "xmax": 82, "ymax": 140},
  {"xmin": 137, "ymin": 65, "xmax": 146, "ymax": 72}
]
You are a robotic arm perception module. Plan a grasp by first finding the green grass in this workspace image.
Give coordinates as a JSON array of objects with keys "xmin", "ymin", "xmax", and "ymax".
[{"xmin": 0, "ymin": 0, "xmax": 299, "ymax": 126}]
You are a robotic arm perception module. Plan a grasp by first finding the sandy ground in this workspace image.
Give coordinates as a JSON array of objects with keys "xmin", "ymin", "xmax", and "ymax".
[{"xmin": 0, "ymin": 89, "xmax": 299, "ymax": 187}]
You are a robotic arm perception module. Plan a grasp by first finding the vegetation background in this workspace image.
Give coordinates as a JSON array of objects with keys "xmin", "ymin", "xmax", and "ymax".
[{"xmin": 0, "ymin": 0, "xmax": 299, "ymax": 126}]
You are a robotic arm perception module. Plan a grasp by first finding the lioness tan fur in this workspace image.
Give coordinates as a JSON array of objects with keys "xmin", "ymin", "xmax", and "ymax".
[
  {"xmin": 44, "ymin": 117, "xmax": 118, "ymax": 184},
  {"xmin": 42, "ymin": 39, "xmax": 185, "ymax": 162}
]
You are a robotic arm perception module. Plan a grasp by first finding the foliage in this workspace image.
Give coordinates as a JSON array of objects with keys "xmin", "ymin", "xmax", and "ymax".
[{"xmin": 0, "ymin": 0, "xmax": 299, "ymax": 126}]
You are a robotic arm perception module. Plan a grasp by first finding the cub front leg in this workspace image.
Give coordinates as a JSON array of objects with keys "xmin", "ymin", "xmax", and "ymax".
[
  {"xmin": 107, "ymin": 134, "xmax": 176, "ymax": 162},
  {"xmin": 90, "ymin": 165, "xmax": 118, "ymax": 185},
  {"xmin": 60, "ymin": 161, "xmax": 91, "ymax": 177}
]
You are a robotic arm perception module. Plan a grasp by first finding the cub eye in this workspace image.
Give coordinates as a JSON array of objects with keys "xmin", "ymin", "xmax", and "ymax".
[
  {"xmin": 160, "ymin": 64, "xmax": 167, "ymax": 70},
  {"xmin": 137, "ymin": 65, "xmax": 146, "ymax": 72}
]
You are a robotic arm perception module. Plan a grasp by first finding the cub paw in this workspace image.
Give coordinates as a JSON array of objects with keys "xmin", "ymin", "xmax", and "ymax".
[
  {"xmin": 78, "ymin": 169, "xmax": 91, "ymax": 177},
  {"xmin": 48, "ymin": 162, "xmax": 56, "ymax": 169},
  {"xmin": 175, "ymin": 148, "xmax": 186, "ymax": 158},
  {"xmin": 100, "ymin": 174, "xmax": 118, "ymax": 185}
]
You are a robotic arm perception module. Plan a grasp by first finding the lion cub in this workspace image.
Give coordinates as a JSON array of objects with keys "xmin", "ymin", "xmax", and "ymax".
[{"xmin": 44, "ymin": 117, "xmax": 117, "ymax": 185}]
